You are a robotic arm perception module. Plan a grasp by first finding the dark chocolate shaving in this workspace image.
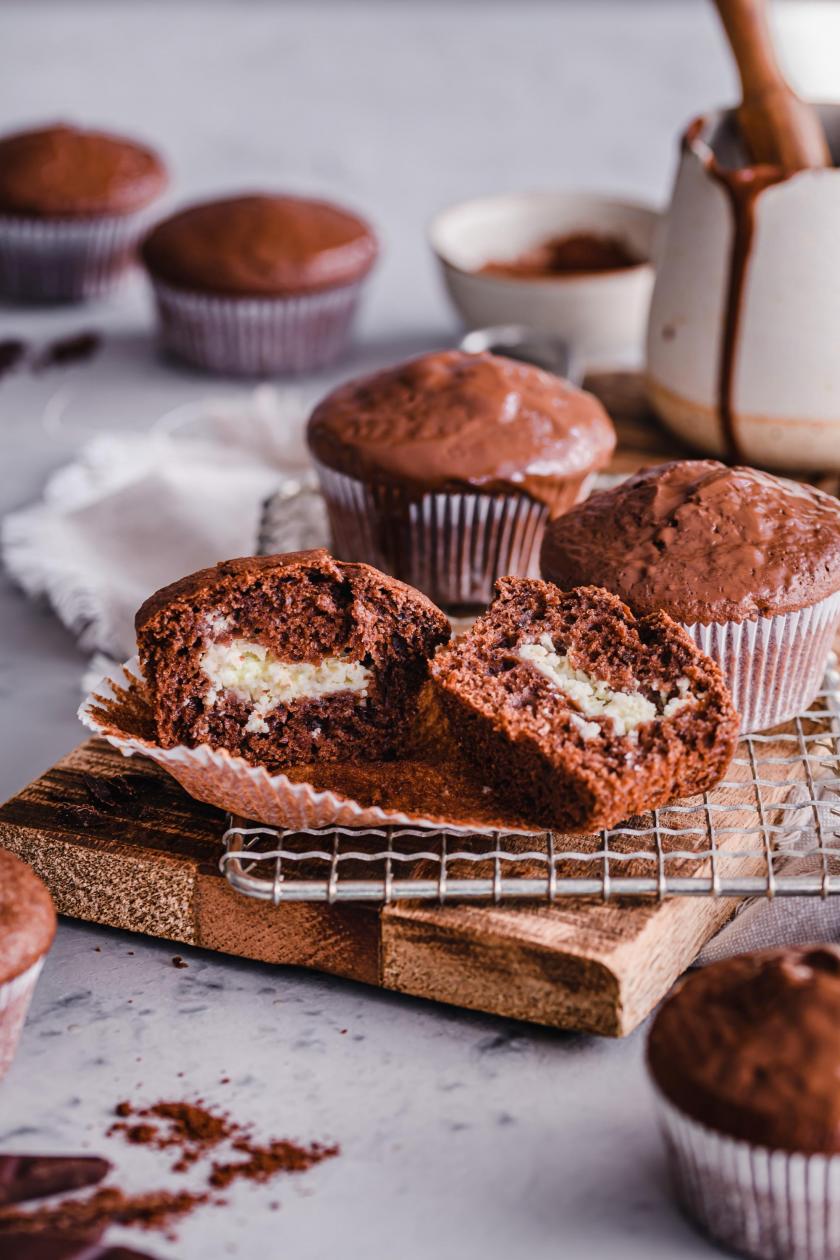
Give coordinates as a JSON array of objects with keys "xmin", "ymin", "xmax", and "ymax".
[
  {"xmin": 0, "ymin": 1237, "xmax": 159, "ymax": 1259},
  {"xmin": 0, "ymin": 1156, "xmax": 110, "ymax": 1207},
  {"xmin": 34, "ymin": 333, "xmax": 101, "ymax": 373},
  {"xmin": 0, "ymin": 339, "xmax": 27, "ymax": 380}
]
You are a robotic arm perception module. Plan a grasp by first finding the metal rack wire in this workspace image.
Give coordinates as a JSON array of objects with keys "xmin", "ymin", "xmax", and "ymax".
[{"xmin": 219, "ymin": 660, "xmax": 840, "ymax": 906}]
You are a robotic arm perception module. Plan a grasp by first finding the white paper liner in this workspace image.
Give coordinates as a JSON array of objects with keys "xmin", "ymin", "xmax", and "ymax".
[
  {"xmin": 0, "ymin": 210, "xmax": 153, "ymax": 301},
  {"xmin": 0, "ymin": 958, "xmax": 44, "ymax": 1080},
  {"xmin": 655, "ymin": 1092, "xmax": 840, "ymax": 1260},
  {"xmin": 314, "ymin": 461, "xmax": 595, "ymax": 607},
  {"xmin": 148, "ymin": 278, "xmax": 366, "ymax": 376},
  {"xmin": 682, "ymin": 590, "xmax": 840, "ymax": 734},
  {"xmin": 78, "ymin": 657, "xmax": 507, "ymax": 833}
]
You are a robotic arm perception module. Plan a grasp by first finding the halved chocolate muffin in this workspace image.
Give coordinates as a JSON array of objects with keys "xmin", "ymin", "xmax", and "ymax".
[
  {"xmin": 136, "ymin": 550, "xmax": 450, "ymax": 767},
  {"xmin": 430, "ymin": 579, "xmax": 738, "ymax": 831}
]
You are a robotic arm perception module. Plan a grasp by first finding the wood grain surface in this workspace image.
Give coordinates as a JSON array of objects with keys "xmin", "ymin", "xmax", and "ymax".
[{"xmin": 0, "ymin": 731, "xmax": 797, "ymax": 1037}]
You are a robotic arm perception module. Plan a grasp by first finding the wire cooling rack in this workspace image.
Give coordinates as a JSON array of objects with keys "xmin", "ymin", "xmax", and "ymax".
[{"xmin": 219, "ymin": 660, "xmax": 840, "ymax": 905}]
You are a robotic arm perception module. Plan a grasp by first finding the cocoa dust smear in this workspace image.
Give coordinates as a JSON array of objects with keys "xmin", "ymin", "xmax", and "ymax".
[
  {"xmin": 0, "ymin": 1097, "xmax": 339, "ymax": 1245},
  {"xmin": 0, "ymin": 1186, "xmax": 210, "ymax": 1237},
  {"xmin": 109, "ymin": 1098, "xmax": 338, "ymax": 1182}
]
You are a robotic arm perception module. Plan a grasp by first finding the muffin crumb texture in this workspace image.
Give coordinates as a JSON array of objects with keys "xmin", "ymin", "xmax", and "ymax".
[
  {"xmin": 135, "ymin": 549, "xmax": 450, "ymax": 767},
  {"xmin": 430, "ymin": 578, "xmax": 738, "ymax": 831}
]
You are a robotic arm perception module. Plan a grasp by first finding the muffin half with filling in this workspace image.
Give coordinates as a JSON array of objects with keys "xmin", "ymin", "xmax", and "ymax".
[
  {"xmin": 430, "ymin": 578, "xmax": 738, "ymax": 831},
  {"xmin": 136, "ymin": 549, "xmax": 450, "ymax": 767}
]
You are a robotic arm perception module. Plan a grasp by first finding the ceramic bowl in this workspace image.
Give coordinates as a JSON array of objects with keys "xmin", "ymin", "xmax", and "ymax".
[
  {"xmin": 646, "ymin": 105, "xmax": 840, "ymax": 472},
  {"xmin": 429, "ymin": 191, "xmax": 659, "ymax": 369}
]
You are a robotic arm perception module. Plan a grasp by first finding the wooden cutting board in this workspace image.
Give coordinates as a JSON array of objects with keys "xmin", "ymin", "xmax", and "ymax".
[
  {"xmin": 0, "ymin": 372, "xmax": 834, "ymax": 1038},
  {"xmin": 0, "ymin": 733, "xmax": 791, "ymax": 1038}
]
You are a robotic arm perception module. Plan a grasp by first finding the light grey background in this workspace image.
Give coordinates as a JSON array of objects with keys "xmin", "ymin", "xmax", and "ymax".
[{"xmin": 1, "ymin": 3, "xmax": 741, "ymax": 1257}]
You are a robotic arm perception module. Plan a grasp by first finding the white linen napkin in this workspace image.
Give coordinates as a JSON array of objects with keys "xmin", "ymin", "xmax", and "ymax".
[{"xmin": 3, "ymin": 387, "xmax": 326, "ymax": 661}]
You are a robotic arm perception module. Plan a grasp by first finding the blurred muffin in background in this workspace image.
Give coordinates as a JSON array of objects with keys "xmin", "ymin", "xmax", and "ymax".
[
  {"xmin": 307, "ymin": 349, "xmax": 615, "ymax": 609},
  {"xmin": 0, "ymin": 122, "xmax": 167, "ymax": 302},
  {"xmin": 648, "ymin": 946, "xmax": 840, "ymax": 1260},
  {"xmin": 0, "ymin": 850, "xmax": 56, "ymax": 1080},
  {"xmin": 141, "ymin": 194, "xmax": 378, "ymax": 376}
]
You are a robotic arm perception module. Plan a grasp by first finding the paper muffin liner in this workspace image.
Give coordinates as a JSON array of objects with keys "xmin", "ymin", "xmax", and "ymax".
[
  {"xmin": 79, "ymin": 657, "xmax": 511, "ymax": 833},
  {"xmin": 314, "ymin": 462, "xmax": 595, "ymax": 608},
  {"xmin": 654, "ymin": 1092, "xmax": 840, "ymax": 1260},
  {"xmin": 681, "ymin": 589, "xmax": 840, "ymax": 734},
  {"xmin": 148, "ymin": 277, "xmax": 367, "ymax": 376},
  {"xmin": 0, "ymin": 958, "xmax": 45, "ymax": 1081},
  {"xmin": 0, "ymin": 210, "xmax": 153, "ymax": 302}
]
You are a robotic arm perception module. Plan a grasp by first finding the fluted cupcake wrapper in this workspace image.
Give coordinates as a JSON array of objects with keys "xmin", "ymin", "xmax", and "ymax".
[
  {"xmin": 78, "ymin": 657, "xmax": 498, "ymax": 833},
  {"xmin": 655, "ymin": 1093, "xmax": 840, "ymax": 1260},
  {"xmin": 0, "ymin": 959, "xmax": 45, "ymax": 1080},
  {"xmin": 681, "ymin": 590, "xmax": 840, "ymax": 734},
  {"xmin": 0, "ymin": 211, "xmax": 153, "ymax": 302},
  {"xmin": 148, "ymin": 278, "xmax": 366, "ymax": 376},
  {"xmin": 313, "ymin": 462, "xmax": 593, "ymax": 609}
]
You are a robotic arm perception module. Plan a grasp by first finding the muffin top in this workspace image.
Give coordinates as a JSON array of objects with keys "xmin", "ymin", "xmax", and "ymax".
[
  {"xmin": 648, "ymin": 946, "xmax": 840, "ymax": 1153},
  {"xmin": 306, "ymin": 350, "xmax": 616, "ymax": 509},
  {"xmin": 135, "ymin": 548, "xmax": 449, "ymax": 637},
  {"xmin": 0, "ymin": 123, "xmax": 167, "ymax": 217},
  {"xmin": 0, "ymin": 851, "xmax": 56, "ymax": 986},
  {"xmin": 141, "ymin": 194, "xmax": 378, "ymax": 296},
  {"xmin": 540, "ymin": 459, "xmax": 840, "ymax": 623}
]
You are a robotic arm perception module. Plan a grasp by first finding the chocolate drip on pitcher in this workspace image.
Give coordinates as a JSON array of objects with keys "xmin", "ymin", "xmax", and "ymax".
[
  {"xmin": 712, "ymin": 163, "xmax": 786, "ymax": 462},
  {"xmin": 683, "ymin": 118, "xmax": 788, "ymax": 462}
]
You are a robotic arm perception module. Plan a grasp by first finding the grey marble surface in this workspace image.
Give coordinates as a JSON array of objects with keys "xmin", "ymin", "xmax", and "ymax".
[{"xmin": 0, "ymin": 2, "xmax": 739, "ymax": 1256}]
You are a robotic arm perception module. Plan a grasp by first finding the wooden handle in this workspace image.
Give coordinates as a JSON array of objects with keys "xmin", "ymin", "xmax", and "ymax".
[
  {"xmin": 715, "ymin": 0, "xmax": 786, "ymax": 95},
  {"xmin": 713, "ymin": 0, "xmax": 832, "ymax": 172}
]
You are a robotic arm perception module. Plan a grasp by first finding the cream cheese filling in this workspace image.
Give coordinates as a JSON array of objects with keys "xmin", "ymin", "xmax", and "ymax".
[
  {"xmin": 517, "ymin": 633, "xmax": 693, "ymax": 740},
  {"xmin": 201, "ymin": 637, "xmax": 371, "ymax": 735}
]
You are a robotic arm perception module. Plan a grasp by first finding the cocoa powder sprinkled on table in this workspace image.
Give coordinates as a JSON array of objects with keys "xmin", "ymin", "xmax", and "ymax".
[
  {"xmin": 108, "ymin": 1099, "xmax": 338, "ymax": 1183},
  {"xmin": 108, "ymin": 1101, "xmax": 234, "ymax": 1171},
  {"xmin": 209, "ymin": 1137, "xmax": 339, "ymax": 1189},
  {"xmin": 0, "ymin": 1099, "xmax": 338, "ymax": 1244}
]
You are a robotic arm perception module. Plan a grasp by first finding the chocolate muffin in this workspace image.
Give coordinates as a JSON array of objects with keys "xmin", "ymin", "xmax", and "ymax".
[
  {"xmin": 136, "ymin": 549, "xmax": 449, "ymax": 768},
  {"xmin": 141, "ymin": 194, "xmax": 378, "ymax": 375},
  {"xmin": 307, "ymin": 350, "xmax": 616, "ymax": 608},
  {"xmin": 429, "ymin": 578, "xmax": 737, "ymax": 831},
  {"xmin": 541, "ymin": 460, "xmax": 840, "ymax": 732},
  {"xmin": 0, "ymin": 851, "xmax": 56, "ymax": 1079},
  {"xmin": 0, "ymin": 122, "xmax": 167, "ymax": 302},
  {"xmin": 648, "ymin": 946, "xmax": 840, "ymax": 1260}
]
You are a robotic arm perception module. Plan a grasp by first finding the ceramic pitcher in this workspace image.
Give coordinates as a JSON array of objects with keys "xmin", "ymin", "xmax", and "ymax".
[{"xmin": 646, "ymin": 104, "xmax": 840, "ymax": 471}]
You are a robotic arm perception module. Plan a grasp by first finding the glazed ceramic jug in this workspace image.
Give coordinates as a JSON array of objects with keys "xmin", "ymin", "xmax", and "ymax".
[{"xmin": 646, "ymin": 104, "xmax": 840, "ymax": 470}]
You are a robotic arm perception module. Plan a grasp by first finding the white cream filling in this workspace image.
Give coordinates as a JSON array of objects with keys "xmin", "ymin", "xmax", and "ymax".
[
  {"xmin": 517, "ymin": 634, "xmax": 694, "ymax": 740},
  {"xmin": 201, "ymin": 637, "xmax": 371, "ymax": 735}
]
